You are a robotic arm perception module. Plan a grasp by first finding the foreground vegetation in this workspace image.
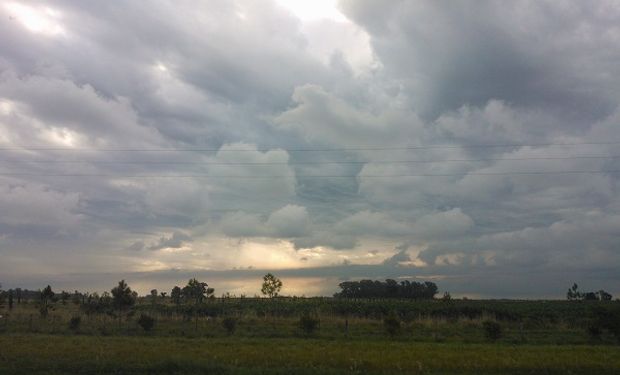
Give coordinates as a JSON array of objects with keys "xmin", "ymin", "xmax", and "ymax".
[
  {"xmin": 1, "ymin": 334, "xmax": 619, "ymax": 374},
  {"xmin": 1, "ymin": 279, "xmax": 618, "ymax": 373}
]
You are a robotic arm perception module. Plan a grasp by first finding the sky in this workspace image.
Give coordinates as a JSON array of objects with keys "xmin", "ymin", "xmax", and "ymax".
[{"xmin": 1, "ymin": 0, "xmax": 619, "ymax": 298}]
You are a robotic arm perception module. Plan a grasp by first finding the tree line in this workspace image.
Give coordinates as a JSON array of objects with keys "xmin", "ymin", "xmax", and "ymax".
[{"xmin": 334, "ymin": 279, "xmax": 439, "ymax": 299}]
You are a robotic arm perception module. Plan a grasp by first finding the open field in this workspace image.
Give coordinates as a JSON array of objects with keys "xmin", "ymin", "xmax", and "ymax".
[
  {"xmin": 1, "ymin": 335, "xmax": 620, "ymax": 374},
  {"xmin": 1, "ymin": 298, "xmax": 619, "ymax": 373}
]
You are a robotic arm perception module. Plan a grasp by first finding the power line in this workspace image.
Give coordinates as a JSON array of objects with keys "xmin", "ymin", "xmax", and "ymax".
[
  {"xmin": 1, "ymin": 141, "xmax": 619, "ymax": 152},
  {"xmin": 0, "ymin": 169, "xmax": 619, "ymax": 178},
  {"xmin": 0, "ymin": 155, "xmax": 618, "ymax": 165}
]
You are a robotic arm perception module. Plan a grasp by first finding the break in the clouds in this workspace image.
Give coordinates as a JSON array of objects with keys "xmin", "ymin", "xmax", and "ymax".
[{"xmin": 1, "ymin": 0, "xmax": 619, "ymax": 298}]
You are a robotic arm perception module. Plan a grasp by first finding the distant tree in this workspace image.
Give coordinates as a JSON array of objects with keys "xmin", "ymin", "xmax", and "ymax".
[
  {"xmin": 334, "ymin": 279, "xmax": 438, "ymax": 299},
  {"xmin": 72, "ymin": 290, "xmax": 82, "ymax": 305},
  {"xmin": 182, "ymin": 278, "xmax": 213, "ymax": 305},
  {"xmin": 0, "ymin": 283, "xmax": 4, "ymax": 307},
  {"xmin": 15, "ymin": 288, "xmax": 22, "ymax": 304},
  {"xmin": 567, "ymin": 283, "xmax": 582, "ymax": 300},
  {"xmin": 171, "ymin": 286, "xmax": 182, "ymax": 307},
  {"xmin": 182, "ymin": 278, "xmax": 213, "ymax": 329},
  {"xmin": 60, "ymin": 290, "xmax": 70, "ymax": 305},
  {"xmin": 442, "ymin": 291, "xmax": 452, "ymax": 301},
  {"xmin": 160, "ymin": 292, "xmax": 167, "ymax": 298},
  {"xmin": 111, "ymin": 280, "xmax": 136, "ymax": 328},
  {"xmin": 261, "ymin": 273, "xmax": 283, "ymax": 298},
  {"xmin": 40, "ymin": 285, "xmax": 55, "ymax": 317},
  {"xmin": 150, "ymin": 289, "xmax": 158, "ymax": 305},
  {"xmin": 8, "ymin": 290, "xmax": 14, "ymax": 310},
  {"xmin": 598, "ymin": 290, "xmax": 613, "ymax": 301},
  {"xmin": 583, "ymin": 292, "xmax": 598, "ymax": 301}
]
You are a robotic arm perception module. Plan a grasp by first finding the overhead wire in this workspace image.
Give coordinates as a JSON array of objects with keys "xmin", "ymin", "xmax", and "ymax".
[{"xmin": 0, "ymin": 140, "xmax": 619, "ymax": 152}]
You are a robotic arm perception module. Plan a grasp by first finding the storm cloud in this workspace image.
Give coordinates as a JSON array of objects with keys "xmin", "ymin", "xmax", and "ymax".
[{"xmin": 0, "ymin": 0, "xmax": 619, "ymax": 297}]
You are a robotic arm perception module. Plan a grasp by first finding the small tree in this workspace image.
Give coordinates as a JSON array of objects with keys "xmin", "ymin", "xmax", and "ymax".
[
  {"xmin": 182, "ymin": 278, "xmax": 214, "ymax": 328},
  {"xmin": 598, "ymin": 290, "xmax": 613, "ymax": 301},
  {"xmin": 137, "ymin": 314, "xmax": 155, "ymax": 332},
  {"xmin": 8, "ymin": 290, "xmax": 14, "ymax": 310},
  {"xmin": 261, "ymin": 273, "xmax": 283, "ymax": 298},
  {"xmin": 60, "ymin": 290, "xmax": 70, "ymax": 305},
  {"xmin": 567, "ymin": 283, "xmax": 582, "ymax": 300},
  {"xmin": 171, "ymin": 286, "xmax": 182, "ymax": 310},
  {"xmin": 40, "ymin": 285, "xmax": 55, "ymax": 317},
  {"xmin": 150, "ymin": 289, "xmax": 158, "ymax": 305},
  {"xmin": 111, "ymin": 280, "xmax": 136, "ymax": 328}
]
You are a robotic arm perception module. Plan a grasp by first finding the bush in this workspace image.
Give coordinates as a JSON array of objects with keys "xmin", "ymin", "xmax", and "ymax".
[
  {"xmin": 298, "ymin": 313, "xmax": 319, "ymax": 335},
  {"xmin": 587, "ymin": 324, "xmax": 602, "ymax": 339},
  {"xmin": 383, "ymin": 313, "xmax": 401, "ymax": 337},
  {"xmin": 590, "ymin": 306, "xmax": 620, "ymax": 342},
  {"xmin": 69, "ymin": 316, "xmax": 81, "ymax": 331},
  {"xmin": 137, "ymin": 314, "xmax": 155, "ymax": 332},
  {"xmin": 222, "ymin": 317, "xmax": 237, "ymax": 335},
  {"xmin": 482, "ymin": 320, "xmax": 502, "ymax": 341}
]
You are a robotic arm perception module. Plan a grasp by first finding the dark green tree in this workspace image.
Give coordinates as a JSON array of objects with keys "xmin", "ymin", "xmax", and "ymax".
[
  {"xmin": 171, "ymin": 286, "xmax": 182, "ymax": 308},
  {"xmin": 111, "ymin": 280, "xmax": 136, "ymax": 328},
  {"xmin": 182, "ymin": 278, "xmax": 214, "ymax": 329},
  {"xmin": 261, "ymin": 273, "xmax": 283, "ymax": 298},
  {"xmin": 40, "ymin": 285, "xmax": 55, "ymax": 317},
  {"xmin": 60, "ymin": 290, "xmax": 70, "ymax": 305},
  {"xmin": 567, "ymin": 283, "xmax": 582, "ymax": 300},
  {"xmin": 598, "ymin": 290, "xmax": 613, "ymax": 301},
  {"xmin": 150, "ymin": 289, "xmax": 158, "ymax": 305},
  {"xmin": 137, "ymin": 314, "xmax": 155, "ymax": 332},
  {"xmin": 182, "ymin": 278, "xmax": 213, "ymax": 305}
]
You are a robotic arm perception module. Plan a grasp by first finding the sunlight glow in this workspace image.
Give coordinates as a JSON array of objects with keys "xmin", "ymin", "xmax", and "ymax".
[
  {"xmin": 5, "ymin": 2, "xmax": 64, "ymax": 36},
  {"xmin": 0, "ymin": 99, "xmax": 15, "ymax": 115},
  {"xmin": 40, "ymin": 126, "xmax": 79, "ymax": 147}
]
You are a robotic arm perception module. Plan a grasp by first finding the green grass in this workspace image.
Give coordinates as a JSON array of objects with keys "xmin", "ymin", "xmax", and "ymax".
[
  {"xmin": 1, "ymin": 334, "xmax": 619, "ymax": 374},
  {"xmin": 1, "ymin": 299, "xmax": 618, "ymax": 374}
]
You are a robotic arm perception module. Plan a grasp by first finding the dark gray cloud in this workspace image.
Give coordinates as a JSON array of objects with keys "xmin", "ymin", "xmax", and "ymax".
[
  {"xmin": 340, "ymin": 0, "xmax": 620, "ymax": 122},
  {"xmin": 0, "ymin": 0, "xmax": 619, "ymax": 297}
]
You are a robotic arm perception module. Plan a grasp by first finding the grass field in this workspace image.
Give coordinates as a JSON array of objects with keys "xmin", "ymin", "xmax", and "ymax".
[
  {"xmin": 1, "ymin": 298, "xmax": 619, "ymax": 374},
  {"xmin": 1, "ymin": 335, "xmax": 620, "ymax": 374}
]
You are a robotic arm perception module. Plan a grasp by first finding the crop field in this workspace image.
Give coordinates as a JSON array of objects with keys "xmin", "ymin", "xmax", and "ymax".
[{"xmin": 0, "ymin": 298, "xmax": 619, "ymax": 374}]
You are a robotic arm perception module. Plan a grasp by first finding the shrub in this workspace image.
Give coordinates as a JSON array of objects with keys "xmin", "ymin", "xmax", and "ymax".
[
  {"xmin": 383, "ymin": 313, "xmax": 402, "ymax": 337},
  {"xmin": 587, "ymin": 324, "xmax": 602, "ymax": 340},
  {"xmin": 69, "ymin": 316, "xmax": 81, "ymax": 331},
  {"xmin": 482, "ymin": 320, "xmax": 502, "ymax": 341},
  {"xmin": 137, "ymin": 314, "xmax": 155, "ymax": 332},
  {"xmin": 298, "ymin": 313, "xmax": 319, "ymax": 335},
  {"xmin": 222, "ymin": 317, "xmax": 237, "ymax": 335}
]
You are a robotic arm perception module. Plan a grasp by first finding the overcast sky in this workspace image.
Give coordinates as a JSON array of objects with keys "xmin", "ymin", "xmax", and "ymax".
[{"xmin": 1, "ymin": 0, "xmax": 619, "ymax": 298}]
